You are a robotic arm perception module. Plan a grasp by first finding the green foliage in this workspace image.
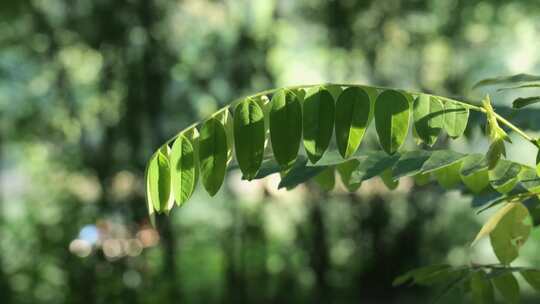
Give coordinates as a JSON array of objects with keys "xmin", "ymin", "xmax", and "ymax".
[
  {"xmin": 199, "ymin": 118, "xmax": 228, "ymax": 196},
  {"xmin": 234, "ymin": 98, "xmax": 266, "ymax": 180},
  {"xmin": 269, "ymin": 89, "xmax": 302, "ymax": 169},
  {"xmin": 374, "ymin": 90, "xmax": 411, "ymax": 155},
  {"xmin": 335, "ymin": 87, "xmax": 372, "ymax": 158},
  {"xmin": 146, "ymin": 80, "xmax": 540, "ymax": 302},
  {"xmin": 170, "ymin": 131, "xmax": 199, "ymax": 206},
  {"xmin": 413, "ymin": 94, "xmax": 444, "ymax": 146},
  {"xmin": 513, "ymin": 96, "xmax": 540, "ymax": 109},
  {"xmin": 302, "ymin": 88, "xmax": 336, "ymax": 163}
]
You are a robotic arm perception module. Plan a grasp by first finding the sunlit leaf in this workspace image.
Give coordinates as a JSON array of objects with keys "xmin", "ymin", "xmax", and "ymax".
[
  {"xmin": 413, "ymin": 94, "xmax": 444, "ymax": 146},
  {"xmin": 413, "ymin": 172, "xmax": 431, "ymax": 186},
  {"xmin": 170, "ymin": 132, "xmax": 198, "ymax": 206},
  {"xmin": 335, "ymin": 87, "xmax": 372, "ymax": 158},
  {"xmin": 489, "ymin": 160, "xmax": 521, "ymax": 194},
  {"xmin": 199, "ymin": 118, "xmax": 228, "ymax": 196},
  {"xmin": 473, "ymin": 73, "xmax": 540, "ymax": 89},
  {"xmin": 490, "ymin": 202, "xmax": 530, "ymax": 264},
  {"xmin": 513, "ymin": 96, "xmax": 540, "ymax": 109},
  {"xmin": 443, "ymin": 101, "xmax": 469, "ymax": 138},
  {"xmin": 470, "ymin": 270, "xmax": 494, "ymax": 304},
  {"xmin": 460, "ymin": 154, "xmax": 490, "ymax": 194},
  {"xmin": 302, "ymin": 88, "xmax": 335, "ymax": 163},
  {"xmin": 492, "ymin": 272, "xmax": 520, "ymax": 304},
  {"xmin": 234, "ymin": 98, "xmax": 266, "ymax": 180},
  {"xmin": 314, "ymin": 167, "xmax": 335, "ymax": 191},
  {"xmin": 392, "ymin": 264, "xmax": 451, "ymax": 287},
  {"xmin": 433, "ymin": 162, "xmax": 462, "ymax": 189},
  {"xmin": 269, "ymin": 89, "xmax": 302, "ymax": 169},
  {"xmin": 375, "ymin": 90, "xmax": 411, "ymax": 155}
]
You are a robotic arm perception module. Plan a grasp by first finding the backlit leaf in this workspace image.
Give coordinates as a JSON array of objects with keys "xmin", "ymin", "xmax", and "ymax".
[
  {"xmin": 199, "ymin": 118, "xmax": 228, "ymax": 196},
  {"xmin": 375, "ymin": 90, "xmax": 411, "ymax": 155},
  {"xmin": 170, "ymin": 132, "xmax": 198, "ymax": 206},
  {"xmin": 381, "ymin": 168, "xmax": 398, "ymax": 190},
  {"xmin": 214, "ymin": 108, "xmax": 234, "ymax": 163},
  {"xmin": 518, "ymin": 166, "xmax": 540, "ymax": 193},
  {"xmin": 147, "ymin": 146, "xmax": 173, "ymax": 213},
  {"xmin": 269, "ymin": 89, "xmax": 302, "ymax": 169},
  {"xmin": 413, "ymin": 94, "xmax": 444, "ymax": 146},
  {"xmin": 443, "ymin": 101, "xmax": 469, "ymax": 138},
  {"xmin": 302, "ymin": 88, "xmax": 335, "ymax": 163},
  {"xmin": 335, "ymin": 87, "xmax": 372, "ymax": 158},
  {"xmin": 234, "ymin": 98, "xmax": 266, "ymax": 180},
  {"xmin": 472, "ymin": 203, "xmax": 520, "ymax": 246}
]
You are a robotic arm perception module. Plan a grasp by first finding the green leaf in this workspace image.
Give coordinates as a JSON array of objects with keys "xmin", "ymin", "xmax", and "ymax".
[
  {"xmin": 472, "ymin": 203, "xmax": 521, "ymax": 246},
  {"xmin": 199, "ymin": 118, "xmax": 228, "ymax": 196},
  {"xmin": 497, "ymin": 83, "xmax": 540, "ymax": 92},
  {"xmin": 433, "ymin": 162, "xmax": 462, "ymax": 189},
  {"xmin": 214, "ymin": 108, "xmax": 234, "ymax": 163},
  {"xmin": 490, "ymin": 202, "xmax": 531, "ymax": 265},
  {"xmin": 473, "ymin": 73, "xmax": 540, "ymax": 89},
  {"xmin": 521, "ymin": 270, "xmax": 540, "ymax": 291},
  {"xmin": 420, "ymin": 150, "xmax": 466, "ymax": 174},
  {"xmin": 492, "ymin": 272, "xmax": 520, "ymax": 304},
  {"xmin": 314, "ymin": 167, "xmax": 335, "ymax": 191},
  {"xmin": 322, "ymin": 84, "xmax": 343, "ymax": 100},
  {"xmin": 443, "ymin": 101, "xmax": 469, "ymax": 138},
  {"xmin": 170, "ymin": 133, "xmax": 198, "ymax": 206},
  {"xmin": 489, "ymin": 160, "xmax": 521, "ymax": 194},
  {"xmin": 234, "ymin": 98, "xmax": 266, "ymax": 180},
  {"xmin": 269, "ymin": 89, "xmax": 302, "ymax": 169},
  {"xmin": 381, "ymin": 168, "xmax": 399, "ymax": 190},
  {"xmin": 486, "ymin": 138, "xmax": 506, "ymax": 169},
  {"xmin": 349, "ymin": 151, "xmax": 400, "ymax": 184},
  {"xmin": 470, "ymin": 271, "xmax": 494, "ymax": 304},
  {"xmin": 146, "ymin": 146, "xmax": 173, "ymax": 214},
  {"xmin": 513, "ymin": 96, "xmax": 540, "ymax": 109},
  {"xmin": 413, "ymin": 94, "xmax": 444, "ymax": 146},
  {"xmin": 278, "ymin": 160, "xmax": 326, "ymax": 189},
  {"xmin": 392, "ymin": 150, "xmax": 431, "ymax": 180},
  {"xmin": 302, "ymin": 88, "xmax": 335, "ymax": 163},
  {"xmin": 537, "ymin": 149, "xmax": 540, "ymax": 176},
  {"xmin": 337, "ymin": 159, "xmax": 362, "ymax": 192},
  {"xmin": 460, "ymin": 154, "xmax": 490, "ymax": 193},
  {"xmin": 518, "ymin": 166, "xmax": 540, "ymax": 193},
  {"xmin": 335, "ymin": 87, "xmax": 372, "ymax": 158},
  {"xmin": 375, "ymin": 90, "xmax": 411, "ymax": 155}
]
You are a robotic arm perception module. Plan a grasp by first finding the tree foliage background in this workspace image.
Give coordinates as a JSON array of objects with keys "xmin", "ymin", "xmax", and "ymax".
[{"xmin": 1, "ymin": 0, "xmax": 540, "ymax": 303}]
